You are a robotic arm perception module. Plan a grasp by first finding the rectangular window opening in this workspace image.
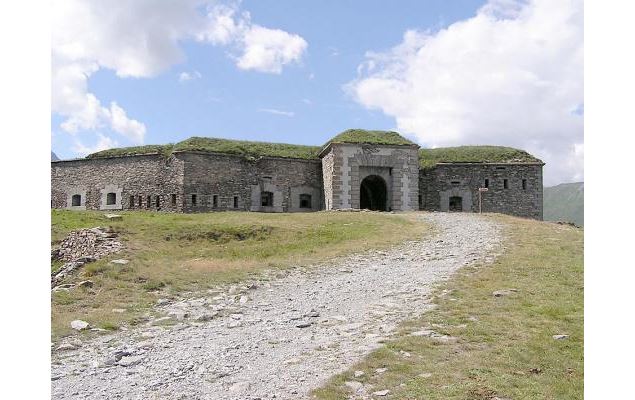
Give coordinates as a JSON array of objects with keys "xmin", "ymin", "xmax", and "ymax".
[
  {"xmin": 156, "ymin": 196, "xmax": 160, "ymax": 208},
  {"xmin": 106, "ymin": 192, "xmax": 116, "ymax": 205},
  {"xmin": 213, "ymin": 194, "xmax": 218, "ymax": 208},
  {"xmin": 484, "ymin": 179, "xmax": 489, "ymax": 188},
  {"xmin": 233, "ymin": 196, "xmax": 238, "ymax": 209},
  {"xmin": 522, "ymin": 179, "xmax": 527, "ymax": 190},
  {"xmin": 146, "ymin": 195, "xmax": 151, "ymax": 208},
  {"xmin": 171, "ymin": 194, "xmax": 177, "ymax": 206},
  {"xmin": 130, "ymin": 195, "xmax": 135, "ymax": 208},
  {"xmin": 451, "ymin": 181, "xmax": 460, "ymax": 185},
  {"xmin": 138, "ymin": 195, "xmax": 142, "ymax": 207},
  {"xmin": 191, "ymin": 194, "xmax": 197, "ymax": 206},
  {"xmin": 299, "ymin": 194, "xmax": 312, "ymax": 209},
  {"xmin": 261, "ymin": 191, "xmax": 273, "ymax": 207},
  {"xmin": 72, "ymin": 194, "xmax": 81, "ymax": 207},
  {"xmin": 503, "ymin": 179, "xmax": 509, "ymax": 189}
]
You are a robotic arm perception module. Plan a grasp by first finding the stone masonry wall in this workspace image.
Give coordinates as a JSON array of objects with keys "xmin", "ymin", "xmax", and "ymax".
[
  {"xmin": 179, "ymin": 152, "xmax": 323, "ymax": 213},
  {"xmin": 51, "ymin": 154, "xmax": 185, "ymax": 212},
  {"xmin": 419, "ymin": 163, "xmax": 543, "ymax": 220},
  {"xmin": 323, "ymin": 143, "xmax": 420, "ymax": 211}
]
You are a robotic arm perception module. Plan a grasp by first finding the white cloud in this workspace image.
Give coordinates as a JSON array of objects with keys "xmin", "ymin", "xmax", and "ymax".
[
  {"xmin": 52, "ymin": 0, "xmax": 307, "ymax": 153},
  {"xmin": 237, "ymin": 25, "xmax": 307, "ymax": 73},
  {"xmin": 201, "ymin": 4, "xmax": 307, "ymax": 73},
  {"xmin": 178, "ymin": 70, "xmax": 202, "ymax": 82},
  {"xmin": 347, "ymin": 0, "xmax": 583, "ymax": 185},
  {"xmin": 72, "ymin": 133, "xmax": 118, "ymax": 156},
  {"xmin": 258, "ymin": 108, "xmax": 295, "ymax": 117}
]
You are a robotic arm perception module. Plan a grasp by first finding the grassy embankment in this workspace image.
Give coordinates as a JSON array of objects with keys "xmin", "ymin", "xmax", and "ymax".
[
  {"xmin": 314, "ymin": 215, "xmax": 583, "ymax": 400},
  {"xmin": 51, "ymin": 210, "xmax": 428, "ymax": 339}
]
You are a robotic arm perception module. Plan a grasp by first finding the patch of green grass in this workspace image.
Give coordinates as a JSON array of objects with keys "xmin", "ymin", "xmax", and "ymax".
[
  {"xmin": 313, "ymin": 215, "xmax": 583, "ymax": 400},
  {"xmin": 87, "ymin": 136, "xmax": 321, "ymax": 160},
  {"xmin": 328, "ymin": 129, "xmax": 416, "ymax": 146},
  {"xmin": 419, "ymin": 146, "xmax": 543, "ymax": 169},
  {"xmin": 51, "ymin": 210, "xmax": 429, "ymax": 340}
]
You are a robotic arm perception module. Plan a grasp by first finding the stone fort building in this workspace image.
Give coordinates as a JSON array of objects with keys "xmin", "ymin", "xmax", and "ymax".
[{"xmin": 51, "ymin": 129, "xmax": 544, "ymax": 219}]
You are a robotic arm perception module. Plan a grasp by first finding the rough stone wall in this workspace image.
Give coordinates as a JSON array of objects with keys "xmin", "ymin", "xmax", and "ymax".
[
  {"xmin": 419, "ymin": 163, "xmax": 543, "ymax": 220},
  {"xmin": 179, "ymin": 152, "xmax": 323, "ymax": 213},
  {"xmin": 51, "ymin": 154, "xmax": 185, "ymax": 212},
  {"xmin": 323, "ymin": 143, "xmax": 420, "ymax": 211},
  {"xmin": 321, "ymin": 151, "xmax": 335, "ymax": 210}
]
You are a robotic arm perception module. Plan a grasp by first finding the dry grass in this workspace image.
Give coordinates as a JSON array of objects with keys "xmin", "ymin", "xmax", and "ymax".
[
  {"xmin": 313, "ymin": 215, "xmax": 583, "ymax": 400},
  {"xmin": 51, "ymin": 210, "xmax": 429, "ymax": 340}
]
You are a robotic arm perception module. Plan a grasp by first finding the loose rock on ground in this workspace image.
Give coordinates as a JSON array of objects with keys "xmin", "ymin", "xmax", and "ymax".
[{"xmin": 51, "ymin": 212, "xmax": 502, "ymax": 399}]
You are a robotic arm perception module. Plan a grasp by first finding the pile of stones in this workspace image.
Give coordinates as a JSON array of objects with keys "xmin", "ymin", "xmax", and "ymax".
[{"xmin": 51, "ymin": 226, "xmax": 123, "ymax": 288}]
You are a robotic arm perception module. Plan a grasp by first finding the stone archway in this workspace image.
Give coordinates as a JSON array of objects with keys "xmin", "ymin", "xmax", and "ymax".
[{"xmin": 360, "ymin": 175, "xmax": 388, "ymax": 211}]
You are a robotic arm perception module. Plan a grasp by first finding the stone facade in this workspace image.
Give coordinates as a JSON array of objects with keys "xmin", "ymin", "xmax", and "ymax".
[
  {"xmin": 52, "ymin": 143, "xmax": 544, "ymax": 220},
  {"xmin": 178, "ymin": 152, "xmax": 323, "ymax": 213},
  {"xmin": 52, "ymin": 151, "xmax": 323, "ymax": 214},
  {"xmin": 320, "ymin": 143, "xmax": 420, "ymax": 211},
  {"xmin": 418, "ymin": 163, "xmax": 543, "ymax": 220},
  {"xmin": 51, "ymin": 154, "xmax": 184, "ymax": 212}
]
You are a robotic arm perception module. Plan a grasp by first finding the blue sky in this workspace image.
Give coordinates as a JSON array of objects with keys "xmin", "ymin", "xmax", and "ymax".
[{"xmin": 51, "ymin": 0, "xmax": 583, "ymax": 185}]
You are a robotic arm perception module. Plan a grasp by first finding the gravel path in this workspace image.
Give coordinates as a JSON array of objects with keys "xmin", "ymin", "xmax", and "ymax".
[{"xmin": 51, "ymin": 212, "xmax": 502, "ymax": 399}]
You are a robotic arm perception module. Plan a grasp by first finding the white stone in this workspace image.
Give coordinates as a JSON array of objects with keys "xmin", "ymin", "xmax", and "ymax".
[{"xmin": 70, "ymin": 320, "xmax": 89, "ymax": 331}]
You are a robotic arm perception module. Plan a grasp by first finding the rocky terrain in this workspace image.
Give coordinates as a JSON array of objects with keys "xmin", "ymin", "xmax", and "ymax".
[
  {"xmin": 51, "ymin": 212, "xmax": 502, "ymax": 399},
  {"xmin": 52, "ymin": 226, "xmax": 123, "ymax": 288}
]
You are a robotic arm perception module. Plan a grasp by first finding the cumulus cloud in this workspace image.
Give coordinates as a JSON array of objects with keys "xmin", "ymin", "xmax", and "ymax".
[
  {"xmin": 52, "ymin": 0, "xmax": 307, "ymax": 152},
  {"xmin": 347, "ymin": 0, "xmax": 583, "ymax": 185},
  {"xmin": 237, "ymin": 26, "xmax": 307, "ymax": 73},
  {"xmin": 72, "ymin": 133, "xmax": 118, "ymax": 156}
]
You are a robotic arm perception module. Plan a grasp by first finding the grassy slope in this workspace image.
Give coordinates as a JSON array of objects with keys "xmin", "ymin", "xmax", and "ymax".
[
  {"xmin": 544, "ymin": 182, "xmax": 584, "ymax": 227},
  {"xmin": 51, "ymin": 210, "xmax": 428, "ymax": 339},
  {"xmin": 419, "ymin": 146, "xmax": 543, "ymax": 169},
  {"xmin": 314, "ymin": 215, "xmax": 583, "ymax": 400}
]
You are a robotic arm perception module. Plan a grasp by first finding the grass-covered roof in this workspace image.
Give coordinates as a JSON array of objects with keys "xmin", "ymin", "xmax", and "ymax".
[
  {"xmin": 419, "ymin": 146, "xmax": 543, "ymax": 169},
  {"xmin": 327, "ymin": 129, "xmax": 416, "ymax": 146},
  {"xmin": 84, "ymin": 134, "xmax": 542, "ymax": 168},
  {"xmin": 87, "ymin": 137, "xmax": 322, "ymax": 160}
]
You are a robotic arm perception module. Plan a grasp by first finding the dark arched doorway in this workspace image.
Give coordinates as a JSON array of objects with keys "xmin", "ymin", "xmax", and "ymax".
[{"xmin": 360, "ymin": 175, "xmax": 387, "ymax": 211}]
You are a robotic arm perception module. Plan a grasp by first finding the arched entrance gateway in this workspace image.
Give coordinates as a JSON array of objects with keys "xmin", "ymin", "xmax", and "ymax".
[{"xmin": 360, "ymin": 175, "xmax": 388, "ymax": 211}]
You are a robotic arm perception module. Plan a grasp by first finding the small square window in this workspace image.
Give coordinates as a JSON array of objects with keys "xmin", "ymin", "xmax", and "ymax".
[
  {"xmin": 106, "ymin": 192, "xmax": 116, "ymax": 205},
  {"xmin": 299, "ymin": 194, "xmax": 312, "ymax": 209},
  {"xmin": 71, "ymin": 194, "xmax": 81, "ymax": 206},
  {"xmin": 261, "ymin": 191, "xmax": 273, "ymax": 207}
]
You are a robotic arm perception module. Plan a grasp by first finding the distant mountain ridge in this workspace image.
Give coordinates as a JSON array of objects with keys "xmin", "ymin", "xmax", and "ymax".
[
  {"xmin": 543, "ymin": 182, "xmax": 584, "ymax": 227},
  {"xmin": 51, "ymin": 151, "xmax": 60, "ymax": 161}
]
